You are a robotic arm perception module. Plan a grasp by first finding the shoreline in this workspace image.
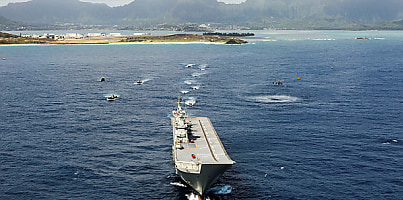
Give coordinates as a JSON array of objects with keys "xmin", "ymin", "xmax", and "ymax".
[
  {"xmin": 0, "ymin": 40, "xmax": 230, "ymax": 46},
  {"xmin": 0, "ymin": 33, "xmax": 248, "ymax": 45}
]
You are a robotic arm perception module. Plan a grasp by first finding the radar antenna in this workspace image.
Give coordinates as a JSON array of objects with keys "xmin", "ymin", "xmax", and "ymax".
[{"xmin": 177, "ymin": 95, "xmax": 184, "ymax": 110}]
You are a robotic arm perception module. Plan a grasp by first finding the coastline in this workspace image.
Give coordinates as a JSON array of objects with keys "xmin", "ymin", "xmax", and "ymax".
[
  {"xmin": 0, "ymin": 41, "xmax": 229, "ymax": 46},
  {"xmin": 0, "ymin": 33, "xmax": 247, "ymax": 46}
]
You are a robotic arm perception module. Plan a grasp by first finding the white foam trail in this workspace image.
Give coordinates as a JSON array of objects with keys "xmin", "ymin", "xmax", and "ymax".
[
  {"xmin": 185, "ymin": 97, "xmax": 196, "ymax": 106},
  {"xmin": 199, "ymin": 64, "xmax": 208, "ymax": 70},
  {"xmin": 170, "ymin": 182, "xmax": 186, "ymax": 187},
  {"xmin": 191, "ymin": 72, "xmax": 206, "ymax": 77},
  {"xmin": 186, "ymin": 193, "xmax": 201, "ymax": 200},
  {"xmin": 134, "ymin": 78, "xmax": 151, "ymax": 84},
  {"xmin": 252, "ymin": 95, "xmax": 298, "ymax": 103},
  {"xmin": 184, "ymin": 80, "xmax": 193, "ymax": 85}
]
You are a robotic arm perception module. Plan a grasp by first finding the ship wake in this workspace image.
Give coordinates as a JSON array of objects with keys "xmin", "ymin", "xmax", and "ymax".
[{"xmin": 249, "ymin": 95, "xmax": 299, "ymax": 103}]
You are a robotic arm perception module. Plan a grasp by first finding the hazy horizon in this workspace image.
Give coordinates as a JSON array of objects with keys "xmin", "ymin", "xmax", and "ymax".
[{"xmin": 0, "ymin": 0, "xmax": 247, "ymax": 7}]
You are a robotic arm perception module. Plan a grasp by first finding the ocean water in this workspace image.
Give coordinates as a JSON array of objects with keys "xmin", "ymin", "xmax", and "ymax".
[{"xmin": 0, "ymin": 31, "xmax": 402, "ymax": 199}]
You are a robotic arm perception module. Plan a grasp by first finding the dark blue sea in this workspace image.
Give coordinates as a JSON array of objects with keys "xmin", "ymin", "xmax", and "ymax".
[{"xmin": 1, "ymin": 30, "xmax": 402, "ymax": 199}]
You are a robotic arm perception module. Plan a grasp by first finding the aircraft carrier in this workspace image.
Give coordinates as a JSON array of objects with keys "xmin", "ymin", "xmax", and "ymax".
[{"xmin": 171, "ymin": 98, "xmax": 235, "ymax": 196}]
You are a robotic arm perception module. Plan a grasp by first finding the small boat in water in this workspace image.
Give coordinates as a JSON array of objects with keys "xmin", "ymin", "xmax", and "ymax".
[
  {"xmin": 106, "ymin": 94, "xmax": 118, "ymax": 101},
  {"xmin": 185, "ymin": 101, "xmax": 195, "ymax": 106},
  {"xmin": 136, "ymin": 80, "xmax": 143, "ymax": 85},
  {"xmin": 100, "ymin": 77, "xmax": 105, "ymax": 82}
]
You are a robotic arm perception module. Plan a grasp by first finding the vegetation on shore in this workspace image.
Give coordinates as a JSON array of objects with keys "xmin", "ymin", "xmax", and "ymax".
[
  {"xmin": 0, "ymin": 32, "xmax": 247, "ymax": 45},
  {"xmin": 0, "ymin": 32, "xmax": 51, "ymax": 44},
  {"xmin": 121, "ymin": 34, "xmax": 247, "ymax": 44}
]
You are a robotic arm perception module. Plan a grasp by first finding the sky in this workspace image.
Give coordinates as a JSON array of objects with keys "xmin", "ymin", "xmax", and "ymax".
[{"xmin": 0, "ymin": 0, "xmax": 247, "ymax": 7}]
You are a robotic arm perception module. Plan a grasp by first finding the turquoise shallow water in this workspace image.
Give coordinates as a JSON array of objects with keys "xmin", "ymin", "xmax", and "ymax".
[{"xmin": 0, "ymin": 31, "xmax": 402, "ymax": 199}]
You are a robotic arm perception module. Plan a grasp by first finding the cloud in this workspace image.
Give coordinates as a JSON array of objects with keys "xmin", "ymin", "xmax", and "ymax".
[
  {"xmin": 217, "ymin": 0, "xmax": 246, "ymax": 3},
  {"xmin": 0, "ymin": 0, "xmax": 28, "ymax": 6},
  {"xmin": 80, "ymin": 0, "xmax": 133, "ymax": 7}
]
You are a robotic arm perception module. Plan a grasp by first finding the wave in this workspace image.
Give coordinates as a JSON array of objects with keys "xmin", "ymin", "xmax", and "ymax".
[
  {"xmin": 207, "ymin": 184, "xmax": 232, "ymax": 195},
  {"xmin": 261, "ymin": 39, "xmax": 277, "ymax": 42}
]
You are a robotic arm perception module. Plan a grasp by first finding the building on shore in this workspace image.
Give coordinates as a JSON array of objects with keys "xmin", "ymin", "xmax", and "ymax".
[{"xmin": 65, "ymin": 33, "xmax": 84, "ymax": 39}]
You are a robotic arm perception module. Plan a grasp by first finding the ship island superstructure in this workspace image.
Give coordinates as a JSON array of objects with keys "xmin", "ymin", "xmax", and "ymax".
[{"xmin": 171, "ymin": 98, "xmax": 235, "ymax": 196}]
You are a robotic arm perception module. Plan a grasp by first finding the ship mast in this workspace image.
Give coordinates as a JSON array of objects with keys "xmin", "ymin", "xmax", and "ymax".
[
  {"xmin": 177, "ymin": 95, "xmax": 183, "ymax": 111},
  {"xmin": 173, "ymin": 96, "xmax": 189, "ymax": 144}
]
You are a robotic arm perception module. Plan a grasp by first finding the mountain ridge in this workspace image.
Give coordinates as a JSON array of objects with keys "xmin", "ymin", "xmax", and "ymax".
[{"xmin": 1, "ymin": 0, "xmax": 403, "ymax": 29}]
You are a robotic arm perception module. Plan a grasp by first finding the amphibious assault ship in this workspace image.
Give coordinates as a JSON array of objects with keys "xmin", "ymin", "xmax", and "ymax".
[{"xmin": 171, "ymin": 98, "xmax": 235, "ymax": 196}]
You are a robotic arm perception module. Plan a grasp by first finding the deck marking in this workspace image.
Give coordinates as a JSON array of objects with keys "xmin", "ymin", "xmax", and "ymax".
[{"xmin": 198, "ymin": 118, "xmax": 219, "ymax": 162}]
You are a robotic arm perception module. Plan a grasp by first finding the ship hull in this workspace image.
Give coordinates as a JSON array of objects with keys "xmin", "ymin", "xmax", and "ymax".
[
  {"xmin": 171, "ymin": 101, "xmax": 234, "ymax": 196},
  {"xmin": 176, "ymin": 163, "xmax": 232, "ymax": 196}
]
